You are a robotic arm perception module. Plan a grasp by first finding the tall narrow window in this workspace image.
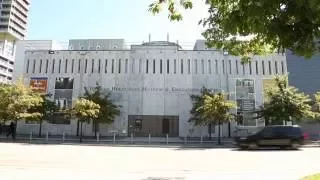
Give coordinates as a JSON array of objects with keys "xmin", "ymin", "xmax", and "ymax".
[
  {"xmin": 249, "ymin": 62, "xmax": 252, "ymax": 75},
  {"xmin": 194, "ymin": 59, "xmax": 198, "ymax": 74},
  {"xmin": 236, "ymin": 60, "xmax": 239, "ymax": 74},
  {"xmin": 58, "ymin": 59, "xmax": 61, "ymax": 73},
  {"xmin": 78, "ymin": 59, "xmax": 81, "ymax": 73},
  {"xmin": 268, "ymin": 61, "xmax": 272, "ymax": 75},
  {"xmin": 174, "ymin": 59, "xmax": 177, "ymax": 74},
  {"xmin": 45, "ymin": 59, "xmax": 48, "ymax": 73},
  {"xmin": 71, "ymin": 59, "xmax": 74, "ymax": 73},
  {"xmin": 275, "ymin": 61, "xmax": 278, "ymax": 74},
  {"xmin": 262, "ymin": 61, "xmax": 265, "ymax": 75},
  {"xmin": 139, "ymin": 59, "xmax": 142, "ymax": 73},
  {"xmin": 167, "ymin": 59, "xmax": 170, "ymax": 74},
  {"xmin": 125, "ymin": 59, "xmax": 128, "ymax": 73},
  {"xmin": 111, "ymin": 59, "xmax": 115, "ymax": 73},
  {"xmin": 39, "ymin": 59, "xmax": 42, "ymax": 73},
  {"xmin": 118, "ymin": 59, "xmax": 121, "ymax": 73},
  {"xmin": 85, "ymin": 59, "xmax": 88, "ymax": 73},
  {"xmin": 215, "ymin": 60, "xmax": 218, "ymax": 74},
  {"xmin": 65, "ymin": 59, "xmax": 68, "ymax": 73},
  {"xmin": 98, "ymin": 59, "xmax": 101, "ymax": 73},
  {"xmin": 153, "ymin": 59, "xmax": 156, "ymax": 74},
  {"xmin": 281, "ymin": 61, "xmax": 284, "ymax": 74},
  {"xmin": 181, "ymin": 59, "xmax": 183, "ymax": 74},
  {"xmin": 52, "ymin": 59, "xmax": 55, "ymax": 73},
  {"xmin": 105, "ymin": 59, "xmax": 108, "ymax": 73},
  {"xmin": 32, "ymin": 60, "xmax": 36, "ymax": 73},
  {"xmin": 255, "ymin": 61, "xmax": 259, "ymax": 75},
  {"xmin": 26, "ymin": 59, "xmax": 30, "ymax": 73},
  {"xmin": 146, "ymin": 59, "xmax": 149, "ymax": 74},
  {"xmin": 132, "ymin": 59, "xmax": 135, "ymax": 73},
  {"xmin": 92, "ymin": 59, "xmax": 95, "ymax": 73},
  {"xmin": 188, "ymin": 59, "xmax": 191, "ymax": 74},
  {"xmin": 222, "ymin": 60, "xmax": 225, "ymax": 74},
  {"xmin": 208, "ymin": 60, "xmax": 212, "ymax": 74},
  {"xmin": 242, "ymin": 64, "xmax": 245, "ymax": 75},
  {"xmin": 160, "ymin": 59, "xmax": 163, "ymax": 74},
  {"xmin": 201, "ymin": 59, "xmax": 204, "ymax": 74},
  {"xmin": 229, "ymin": 60, "xmax": 232, "ymax": 74}
]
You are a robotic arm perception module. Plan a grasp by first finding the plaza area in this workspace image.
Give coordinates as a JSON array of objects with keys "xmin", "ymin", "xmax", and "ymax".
[{"xmin": 0, "ymin": 143, "xmax": 319, "ymax": 180}]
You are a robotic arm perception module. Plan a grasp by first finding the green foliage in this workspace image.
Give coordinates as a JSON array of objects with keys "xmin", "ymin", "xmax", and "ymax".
[
  {"xmin": 149, "ymin": 0, "xmax": 320, "ymax": 63},
  {"xmin": 261, "ymin": 76, "xmax": 315, "ymax": 124},
  {"xmin": 189, "ymin": 88, "xmax": 236, "ymax": 125},
  {"xmin": 73, "ymin": 98, "xmax": 100, "ymax": 122},
  {"xmin": 27, "ymin": 94, "xmax": 58, "ymax": 122}
]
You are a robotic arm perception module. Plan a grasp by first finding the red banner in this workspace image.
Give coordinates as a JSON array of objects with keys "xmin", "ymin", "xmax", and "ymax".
[{"xmin": 30, "ymin": 78, "xmax": 48, "ymax": 93}]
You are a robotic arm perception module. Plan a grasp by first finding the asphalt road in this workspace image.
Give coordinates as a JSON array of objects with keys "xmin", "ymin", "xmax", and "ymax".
[{"xmin": 0, "ymin": 143, "xmax": 319, "ymax": 180}]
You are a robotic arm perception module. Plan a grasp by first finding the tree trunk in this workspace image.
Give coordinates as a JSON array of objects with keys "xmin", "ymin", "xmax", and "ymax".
[
  {"xmin": 218, "ymin": 119, "xmax": 221, "ymax": 145},
  {"xmin": 76, "ymin": 120, "xmax": 80, "ymax": 136},
  {"xmin": 208, "ymin": 123, "xmax": 212, "ymax": 140},
  {"xmin": 38, "ymin": 118, "xmax": 43, "ymax": 137},
  {"xmin": 80, "ymin": 121, "xmax": 83, "ymax": 143},
  {"xmin": 94, "ymin": 121, "xmax": 99, "ymax": 138}
]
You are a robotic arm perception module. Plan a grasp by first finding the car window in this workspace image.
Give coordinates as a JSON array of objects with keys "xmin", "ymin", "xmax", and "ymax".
[
  {"xmin": 260, "ymin": 127, "xmax": 274, "ymax": 136},
  {"xmin": 273, "ymin": 126, "xmax": 290, "ymax": 136}
]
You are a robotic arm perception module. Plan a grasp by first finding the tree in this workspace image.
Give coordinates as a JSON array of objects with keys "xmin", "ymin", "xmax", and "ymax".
[
  {"xmin": 83, "ymin": 85, "xmax": 120, "ymax": 137},
  {"xmin": 189, "ymin": 88, "xmax": 236, "ymax": 144},
  {"xmin": 72, "ymin": 98, "xmax": 100, "ymax": 142},
  {"xmin": 149, "ymin": 0, "xmax": 320, "ymax": 63},
  {"xmin": 260, "ymin": 76, "xmax": 315, "ymax": 125},
  {"xmin": 27, "ymin": 94, "xmax": 58, "ymax": 137}
]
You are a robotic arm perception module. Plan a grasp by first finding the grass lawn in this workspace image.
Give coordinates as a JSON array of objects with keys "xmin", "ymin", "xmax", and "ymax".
[{"xmin": 301, "ymin": 174, "xmax": 320, "ymax": 180}]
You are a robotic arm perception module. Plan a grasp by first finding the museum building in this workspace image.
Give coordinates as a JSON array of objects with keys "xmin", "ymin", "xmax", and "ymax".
[{"xmin": 17, "ymin": 39, "xmax": 287, "ymax": 137}]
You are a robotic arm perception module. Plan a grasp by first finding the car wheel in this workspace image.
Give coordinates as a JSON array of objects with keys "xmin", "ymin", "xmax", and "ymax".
[
  {"xmin": 248, "ymin": 142, "xmax": 258, "ymax": 150},
  {"xmin": 291, "ymin": 140, "xmax": 301, "ymax": 149}
]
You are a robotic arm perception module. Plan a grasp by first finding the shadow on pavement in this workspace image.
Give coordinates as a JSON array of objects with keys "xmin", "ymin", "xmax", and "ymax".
[{"xmin": 231, "ymin": 148, "xmax": 303, "ymax": 152}]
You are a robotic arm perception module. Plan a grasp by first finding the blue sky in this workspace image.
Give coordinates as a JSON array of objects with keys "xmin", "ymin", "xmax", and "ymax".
[{"xmin": 27, "ymin": 0, "xmax": 208, "ymax": 47}]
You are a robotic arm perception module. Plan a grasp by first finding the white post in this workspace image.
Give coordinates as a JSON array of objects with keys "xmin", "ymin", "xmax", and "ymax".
[
  {"xmin": 148, "ymin": 134, "xmax": 151, "ymax": 144},
  {"xmin": 46, "ymin": 132, "xmax": 49, "ymax": 142},
  {"xmin": 184, "ymin": 136, "xmax": 187, "ymax": 144},
  {"xmin": 131, "ymin": 133, "xmax": 133, "ymax": 144},
  {"xmin": 166, "ymin": 134, "xmax": 169, "ymax": 145},
  {"xmin": 29, "ymin": 132, "xmax": 32, "ymax": 142},
  {"xmin": 97, "ymin": 132, "xmax": 100, "ymax": 142},
  {"xmin": 200, "ymin": 136, "xmax": 203, "ymax": 144},
  {"xmin": 113, "ymin": 132, "xmax": 116, "ymax": 144},
  {"xmin": 62, "ymin": 132, "xmax": 65, "ymax": 142}
]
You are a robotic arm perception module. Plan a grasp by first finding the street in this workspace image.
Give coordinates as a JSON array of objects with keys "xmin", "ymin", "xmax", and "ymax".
[{"xmin": 0, "ymin": 143, "xmax": 319, "ymax": 180}]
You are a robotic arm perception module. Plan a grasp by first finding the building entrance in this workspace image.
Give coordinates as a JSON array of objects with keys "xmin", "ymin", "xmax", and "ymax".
[{"xmin": 128, "ymin": 115, "xmax": 179, "ymax": 137}]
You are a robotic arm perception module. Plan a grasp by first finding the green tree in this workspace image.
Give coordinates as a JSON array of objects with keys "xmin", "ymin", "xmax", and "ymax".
[
  {"xmin": 260, "ymin": 76, "xmax": 315, "ymax": 125},
  {"xmin": 83, "ymin": 85, "xmax": 121, "ymax": 137},
  {"xmin": 189, "ymin": 88, "xmax": 235, "ymax": 144},
  {"xmin": 149, "ymin": 0, "xmax": 320, "ymax": 63},
  {"xmin": 72, "ymin": 98, "xmax": 100, "ymax": 142}
]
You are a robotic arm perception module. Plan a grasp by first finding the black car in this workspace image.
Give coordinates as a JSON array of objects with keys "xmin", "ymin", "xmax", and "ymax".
[{"xmin": 234, "ymin": 125, "xmax": 306, "ymax": 150}]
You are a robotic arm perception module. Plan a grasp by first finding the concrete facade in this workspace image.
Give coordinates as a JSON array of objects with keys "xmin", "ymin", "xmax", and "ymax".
[{"xmin": 18, "ymin": 40, "xmax": 287, "ymax": 138}]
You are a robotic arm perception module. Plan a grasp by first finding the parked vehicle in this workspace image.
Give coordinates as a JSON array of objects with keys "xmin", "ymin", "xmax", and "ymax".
[{"xmin": 234, "ymin": 125, "xmax": 306, "ymax": 150}]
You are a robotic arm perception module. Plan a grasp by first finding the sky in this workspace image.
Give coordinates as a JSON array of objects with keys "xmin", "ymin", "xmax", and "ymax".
[{"xmin": 27, "ymin": 0, "xmax": 208, "ymax": 48}]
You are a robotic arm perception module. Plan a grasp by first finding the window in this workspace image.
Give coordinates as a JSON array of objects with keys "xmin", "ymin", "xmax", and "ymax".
[
  {"xmin": 52, "ymin": 59, "xmax": 55, "ymax": 73},
  {"xmin": 174, "ymin": 59, "xmax": 177, "ymax": 74},
  {"xmin": 262, "ymin": 61, "xmax": 265, "ymax": 75},
  {"xmin": 45, "ymin": 59, "xmax": 48, "ymax": 73},
  {"xmin": 160, "ymin": 59, "xmax": 163, "ymax": 74},
  {"xmin": 85, "ymin": 59, "xmax": 88, "ymax": 73},
  {"xmin": 167, "ymin": 59, "xmax": 170, "ymax": 74},
  {"xmin": 236, "ymin": 60, "xmax": 239, "ymax": 74},
  {"xmin": 222, "ymin": 60, "xmax": 225, "ymax": 74},
  {"xmin": 139, "ymin": 59, "xmax": 142, "ymax": 73},
  {"xmin": 229, "ymin": 60, "xmax": 232, "ymax": 74},
  {"xmin": 132, "ymin": 59, "xmax": 135, "ymax": 73},
  {"xmin": 215, "ymin": 60, "xmax": 218, "ymax": 74},
  {"xmin": 78, "ymin": 59, "xmax": 81, "ymax": 73},
  {"xmin": 58, "ymin": 59, "xmax": 61, "ymax": 73},
  {"xmin": 208, "ymin": 60, "xmax": 212, "ymax": 74},
  {"xmin": 65, "ymin": 59, "xmax": 68, "ymax": 73},
  {"xmin": 71, "ymin": 59, "xmax": 74, "ymax": 73},
  {"xmin": 201, "ymin": 59, "xmax": 204, "ymax": 74},
  {"xmin": 153, "ymin": 59, "xmax": 156, "ymax": 74},
  {"xmin": 146, "ymin": 59, "xmax": 149, "ymax": 74},
  {"xmin": 105, "ymin": 59, "xmax": 108, "ymax": 73},
  {"xmin": 125, "ymin": 59, "xmax": 128, "ymax": 73},
  {"xmin": 242, "ymin": 63, "xmax": 245, "ymax": 75},
  {"xmin": 181, "ymin": 59, "xmax": 183, "ymax": 74},
  {"xmin": 275, "ymin": 61, "xmax": 278, "ymax": 74},
  {"xmin": 249, "ymin": 62, "xmax": 252, "ymax": 75},
  {"xmin": 98, "ymin": 59, "xmax": 101, "ymax": 73},
  {"xmin": 268, "ymin": 61, "xmax": 272, "ymax": 75},
  {"xmin": 118, "ymin": 59, "xmax": 121, "ymax": 73},
  {"xmin": 112, "ymin": 59, "xmax": 114, "ymax": 73},
  {"xmin": 255, "ymin": 61, "xmax": 258, "ymax": 75},
  {"xmin": 92, "ymin": 59, "xmax": 94, "ymax": 73},
  {"xmin": 281, "ymin": 61, "xmax": 285, "ymax": 74},
  {"xmin": 32, "ymin": 60, "xmax": 36, "ymax": 73},
  {"xmin": 39, "ymin": 59, "xmax": 42, "ymax": 73},
  {"xmin": 188, "ymin": 59, "xmax": 191, "ymax": 74},
  {"xmin": 194, "ymin": 59, "xmax": 198, "ymax": 74}
]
